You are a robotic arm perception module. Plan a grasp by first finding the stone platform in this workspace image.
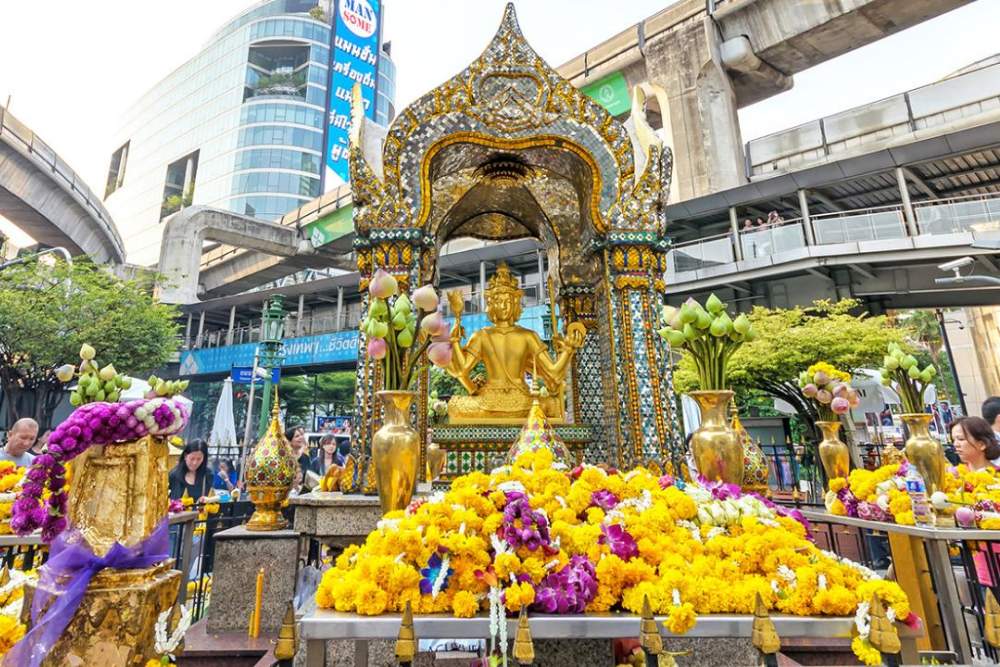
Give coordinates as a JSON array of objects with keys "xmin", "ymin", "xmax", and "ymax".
[
  {"xmin": 432, "ymin": 424, "xmax": 591, "ymax": 479},
  {"xmin": 207, "ymin": 525, "xmax": 298, "ymax": 635},
  {"xmin": 290, "ymin": 492, "xmax": 384, "ymax": 549}
]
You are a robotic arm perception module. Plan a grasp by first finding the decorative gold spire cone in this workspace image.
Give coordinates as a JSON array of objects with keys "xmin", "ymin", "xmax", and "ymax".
[
  {"xmin": 395, "ymin": 600, "xmax": 416, "ymax": 661},
  {"xmin": 506, "ymin": 396, "xmax": 572, "ymax": 467},
  {"xmin": 752, "ymin": 592, "xmax": 780, "ymax": 655},
  {"xmin": 640, "ymin": 594, "xmax": 663, "ymax": 655},
  {"xmin": 245, "ymin": 389, "xmax": 296, "ymax": 531},
  {"xmin": 274, "ymin": 601, "xmax": 297, "ymax": 660},
  {"xmin": 513, "ymin": 607, "xmax": 535, "ymax": 665}
]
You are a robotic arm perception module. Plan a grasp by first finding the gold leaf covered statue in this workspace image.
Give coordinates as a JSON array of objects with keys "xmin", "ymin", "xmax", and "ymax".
[
  {"xmin": 444, "ymin": 263, "xmax": 585, "ymax": 423},
  {"xmin": 867, "ymin": 594, "xmax": 901, "ymax": 655}
]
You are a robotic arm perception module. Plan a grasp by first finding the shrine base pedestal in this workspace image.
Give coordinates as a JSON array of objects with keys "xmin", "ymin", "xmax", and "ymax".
[
  {"xmin": 291, "ymin": 493, "xmax": 384, "ymax": 549},
  {"xmin": 23, "ymin": 561, "xmax": 180, "ymax": 667},
  {"xmin": 207, "ymin": 525, "xmax": 298, "ymax": 634}
]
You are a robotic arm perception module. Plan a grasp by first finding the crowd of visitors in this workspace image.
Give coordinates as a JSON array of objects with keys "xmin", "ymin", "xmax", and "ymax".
[{"xmin": 741, "ymin": 210, "xmax": 786, "ymax": 232}]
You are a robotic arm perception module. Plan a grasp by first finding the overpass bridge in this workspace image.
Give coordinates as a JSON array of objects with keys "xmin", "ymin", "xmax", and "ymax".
[
  {"xmin": 663, "ymin": 55, "xmax": 1000, "ymax": 311},
  {"xmin": 178, "ymin": 0, "xmax": 976, "ymax": 303},
  {"xmin": 0, "ymin": 106, "xmax": 124, "ymax": 264}
]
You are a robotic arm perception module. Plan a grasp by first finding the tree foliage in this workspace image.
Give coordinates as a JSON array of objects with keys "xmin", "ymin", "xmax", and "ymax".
[
  {"xmin": 0, "ymin": 259, "xmax": 179, "ymax": 426},
  {"xmin": 279, "ymin": 371, "xmax": 356, "ymax": 427},
  {"xmin": 673, "ymin": 299, "xmax": 912, "ymax": 440}
]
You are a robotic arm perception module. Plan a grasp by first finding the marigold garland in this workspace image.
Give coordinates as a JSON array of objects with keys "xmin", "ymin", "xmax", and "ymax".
[{"xmin": 316, "ymin": 449, "xmax": 912, "ymax": 665}]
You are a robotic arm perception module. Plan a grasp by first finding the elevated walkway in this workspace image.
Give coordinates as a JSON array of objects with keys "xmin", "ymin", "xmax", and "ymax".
[{"xmin": 0, "ymin": 106, "xmax": 124, "ymax": 264}]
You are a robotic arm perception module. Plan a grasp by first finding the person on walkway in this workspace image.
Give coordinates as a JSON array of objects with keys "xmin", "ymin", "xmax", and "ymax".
[
  {"xmin": 0, "ymin": 418, "xmax": 38, "ymax": 467},
  {"xmin": 311, "ymin": 435, "xmax": 338, "ymax": 475},
  {"xmin": 169, "ymin": 439, "xmax": 212, "ymax": 501},
  {"xmin": 951, "ymin": 416, "xmax": 1000, "ymax": 471},
  {"xmin": 742, "ymin": 218, "xmax": 754, "ymax": 231},
  {"xmin": 286, "ymin": 425, "xmax": 312, "ymax": 478}
]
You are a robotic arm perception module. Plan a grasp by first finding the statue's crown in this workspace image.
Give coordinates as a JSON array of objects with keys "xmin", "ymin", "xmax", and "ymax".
[{"xmin": 486, "ymin": 263, "xmax": 522, "ymax": 296}]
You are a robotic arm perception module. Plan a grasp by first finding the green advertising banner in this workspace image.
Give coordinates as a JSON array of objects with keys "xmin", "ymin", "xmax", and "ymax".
[
  {"xmin": 581, "ymin": 71, "xmax": 631, "ymax": 116},
  {"xmin": 304, "ymin": 203, "xmax": 354, "ymax": 247}
]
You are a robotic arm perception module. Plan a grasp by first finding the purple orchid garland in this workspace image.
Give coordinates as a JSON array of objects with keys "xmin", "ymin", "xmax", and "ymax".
[
  {"xmin": 12, "ymin": 397, "xmax": 189, "ymax": 541},
  {"xmin": 498, "ymin": 491, "xmax": 550, "ymax": 552}
]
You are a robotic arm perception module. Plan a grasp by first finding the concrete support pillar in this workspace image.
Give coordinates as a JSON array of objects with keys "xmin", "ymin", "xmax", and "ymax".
[
  {"xmin": 536, "ymin": 249, "xmax": 545, "ymax": 294},
  {"xmin": 479, "ymin": 261, "xmax": 487, "ymax": 312},
  {"xmin": 226, "ymin": 306, "xmax": 236, "ymax": 346},
  {"xmin": 641, "ymin": 12, "xmax": 745, "ymax": 199},
  {"xmin": 798, "ymin": 189, "xmax": 815, "ymax": 245},
  {"xmin": 336, "ymin": 286, "xmax": 344, "ymax": 331},
  {"xmin": 896, "ymin": 167, "xmax": 918, "ymax": 236},
  {"xmin": 297, "ymin": 294, "xmax": 305, "ymax": 337},
  {"xmin": 184, "ymin": 313, "xmax": 193, "ymax": 349},
  {"xmin": 729, "ymin": 206, "xmax": 743, "ymax": 261},
  {"xmin": 196, "ymin": 311, "xmax": 205, "ymax": 349},
  {"xmin": 183, "ymin": 156, "xmax": 195, "ymax": 198}
]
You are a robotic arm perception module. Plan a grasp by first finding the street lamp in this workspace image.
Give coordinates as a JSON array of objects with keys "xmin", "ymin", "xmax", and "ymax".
[{"xmin": 256, "ymin": 296, "xmax": 285, "ymax": 438}]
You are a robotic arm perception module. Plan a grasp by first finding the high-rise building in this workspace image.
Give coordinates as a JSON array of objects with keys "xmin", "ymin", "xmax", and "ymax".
[{"xmin": 104, "ymin": 0, "xmax": 394, "ymax": 266}]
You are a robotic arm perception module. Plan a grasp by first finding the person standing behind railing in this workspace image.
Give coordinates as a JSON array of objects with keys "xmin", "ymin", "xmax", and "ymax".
[{"xmin": 169, "ymin": 439, "xmax": 212, "ymax": 501}]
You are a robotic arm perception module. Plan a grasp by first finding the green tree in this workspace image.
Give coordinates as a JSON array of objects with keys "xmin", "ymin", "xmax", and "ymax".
[
  {"xmin": 673, "ymin": 299, "xmax": 911, "ymax": 443},
  {"xmin": 279, "ymin": 371, "xmax": 356, "ymax": 427},
  {"xmin": 0, "ymin": 259, "xmax": 179, "ymax": 427}
]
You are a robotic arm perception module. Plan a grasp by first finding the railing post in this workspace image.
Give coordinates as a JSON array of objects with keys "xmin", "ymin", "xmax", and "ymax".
[
  {"xmin": 226, "ymin": 306, "xmax": 236, "ymax": 346},
  {"xmin": 196, "ymin": 311, "xmax": 205, "ymax": 349},
  {"xmin": 297, "ymin": 294, "xmax": 305, "ymax": 337},
  {"xmin": 798, "ymin": 189, "xmax": 815, "ymax": 245},
  {"xmin": 335, "ymin": 286, "xmax": 344, "ymax": 331},
  {"xmin": 184, "ymin": 313, "xmax": 193, "ymax": 349},
  {"xmin": 896, "ymin": 167, "xmax": 918, "ymax": 236},
  {"xmin": 729, "ymin": 206, "xmax": 743, "ymax": 262}
]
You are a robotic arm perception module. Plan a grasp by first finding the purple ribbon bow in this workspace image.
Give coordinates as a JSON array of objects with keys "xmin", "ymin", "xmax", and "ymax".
[{"xmin": 5, "ymin": 519, "xmax": 170, "ymax": 667}]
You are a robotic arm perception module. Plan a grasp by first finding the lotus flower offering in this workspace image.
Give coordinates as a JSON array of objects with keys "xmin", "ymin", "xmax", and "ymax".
[
  {"xmin": 798, "ymin": 362, "xmax": 859, "ymax": 421},
  {"xmin": 316, "ymin": 449, "xmax": 913, "ymax": 666},
  {"xmin": 878, "ymin": 343, "xmax": 936, "ymax": 414}
]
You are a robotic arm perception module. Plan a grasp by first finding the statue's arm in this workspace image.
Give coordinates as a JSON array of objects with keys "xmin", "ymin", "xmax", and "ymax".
[
  {"xmin": 447, "ymin": 332, "xmax": 480, "ymax": 393},
  {"xmin": 530, "ymin": 333, "xmax": 573, "ymax": 387}
]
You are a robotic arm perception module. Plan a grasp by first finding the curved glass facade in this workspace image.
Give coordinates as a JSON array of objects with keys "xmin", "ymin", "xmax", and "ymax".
[{"xmin": 104, "ymin": 0, "xmax": 395, "ymax": 266}]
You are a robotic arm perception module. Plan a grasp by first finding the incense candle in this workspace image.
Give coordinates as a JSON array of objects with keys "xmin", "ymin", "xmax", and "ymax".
[{"xmin": 250, "ymin": 567, "xmax": 264, "ymax": 638}]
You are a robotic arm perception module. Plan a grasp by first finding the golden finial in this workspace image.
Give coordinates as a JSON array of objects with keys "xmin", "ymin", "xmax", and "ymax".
[
  {"xmin": 513, "ymin": 607, "xmax": 535, "ymax": 665},
  {"xmin": 752, "ymin": 592, "xmax": 780, "ymax": 656},
  {"xmin": 339, "ymin": 455, "xmax": 356, "ymax": 493},
  {"xmin": 867, "ymin": 595, "xmax": 900, "ymax": 655},
  {"xmin": 271, "ymin": 386, "xmax": 281, "ymax": 418},
  {"xmin": 274, "ymin": 601, "xmax": 298, "ymax": 660},
  {"xmin": 640, "ymin": 594, "xmax": 663, "ymax": 655},
  {"xmin": 986, "ymin": 589, "xmax": 1000, "ymax": 648},
  {"xmin": 486, "ymin": 262, "xmax": 523, "ymax": 295},
  {"xmin": 395, "ymin": 600, "xmax": 416, "ymax": 662}
]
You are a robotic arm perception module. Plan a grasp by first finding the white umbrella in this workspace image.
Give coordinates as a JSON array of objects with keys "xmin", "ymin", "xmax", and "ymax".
[{"xmin": 209, "ymin": 378, "xmax": 237, "ymax": 458}]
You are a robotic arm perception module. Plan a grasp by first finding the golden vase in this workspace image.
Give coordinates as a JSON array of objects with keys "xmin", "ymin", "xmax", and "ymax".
[
  {"xmin": 426, "ymin": 441, "xmax": 446, "ymax": 482},
  {"xmin": 245, "ymin": 402, "xmax": 297, "ymax": 531},
  {"xmin": 689, "ymin": 390, "xmax": 744, "ymax": 486},
  {"xmin": 816, "ymin": 420, "xmax": 850, "ymax": 484},
  {"xmin": 902, "ymin": 413, "xmax": 945, "ymax": 494},
  {"xmin": 372, "ymin": 390, "xmax": 420, "ymax": 514}
]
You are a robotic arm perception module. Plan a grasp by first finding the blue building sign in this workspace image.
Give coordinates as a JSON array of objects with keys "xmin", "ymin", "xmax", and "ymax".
[
  {"xmin": 179, "ymin": 330, "xmax": 360, "ymax": 377},
  {"xmin": 230, "ymin": 367, "xmax": 281, "ymax": 384},
  {"xmin": 326, "ymin": 0, "xmax": 382, "ymax": 183}
]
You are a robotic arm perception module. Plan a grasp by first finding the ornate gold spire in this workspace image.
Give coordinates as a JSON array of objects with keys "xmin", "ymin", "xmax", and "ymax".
[
  {"xmin": 513, "ymin": 607, "xmax": 535, "ymax": 665},
  {"xmin": 752, "ymin": 592, "xmax": 780, "ymax": 656},
  {"xmin": 395, "ymin": 601, "xmax": 416, "ymax": 662},
  {"xmin": 640, "ymin": 594, "xmax": 663, "ymax": 655},
  {"xmin": 274, "ymin": 601, "xmax": 297, "ymax": 660}
]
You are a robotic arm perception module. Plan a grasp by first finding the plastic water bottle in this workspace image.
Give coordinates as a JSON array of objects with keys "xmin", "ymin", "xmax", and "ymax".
[{"xmin": 905, "ymin": 466, "xmax": 935, "ymax": 527}]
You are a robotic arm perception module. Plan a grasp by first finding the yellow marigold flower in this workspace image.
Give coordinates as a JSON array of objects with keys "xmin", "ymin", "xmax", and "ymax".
[
  {"xmin": 452, "ymin": 590, "xmax": 479, "ymax": 617},
  {"xmin": 494, "ymin": 552, "xmax": 521, "ymax": 580},
  {"xmin": 664, "ymin": 602, "xmax": 697, "ymax": 635},
  {"xmin": 503, "ymin": 581, "xmax": 535, "ymax": 612},
  {"xmin": 586, "ymin": 507, "xmax": 605, "ymax": 524},
  {"xmin": 829, "ymin": 498, "xmax": 847, "ymax": 516},
  {"xmin": 828, "ymin": 477, "xmax": 847, "ymax": 493},
  {"xmin": 851, "ymin": 636, "xmax": 882, "ymax": 666}
]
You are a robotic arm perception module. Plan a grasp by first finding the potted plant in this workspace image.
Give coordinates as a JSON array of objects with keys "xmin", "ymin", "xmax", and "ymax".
[
  {"xmin": 879, "ymin": 343, "xmax": 943, "ymax": 492},
  {"xmin": 361, "ymin": 269, "xmax": 452, "ymax": 513},
  {"xmin": 798, "ymin": 362, "xmax": 859, "ymax": 484},
  {"xmin": 658, "ymin": 294, "xmax": 755, "ymax": 485}
]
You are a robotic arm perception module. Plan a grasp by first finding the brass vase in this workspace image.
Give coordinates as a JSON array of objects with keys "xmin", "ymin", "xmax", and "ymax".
[
  {"xmin": 902, "ymin": 413, "xmax": 945, "ymax": 494},
  {"xmin": 245, "ymin": 401, "xmax": 297, "ymax": 531},
  {"xmin": 372, "ymin": 390, "xmax": 420, "ymax": 514},
  {"xmin": 816, "ymin": 420, "xmax": 850, "ymax": 483},
  {"xmin": 689, "ymin": 390, "xmax": 744, "ymax": 486},
  {"xmin": 426, "ymin": 441, "xmax": 446, "ymax": 482}
]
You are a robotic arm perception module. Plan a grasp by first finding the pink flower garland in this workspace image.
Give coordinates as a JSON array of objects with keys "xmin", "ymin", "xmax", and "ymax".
[{"xmin": 12, "ymin": 397, "xmax": 189, "ymax": 541}]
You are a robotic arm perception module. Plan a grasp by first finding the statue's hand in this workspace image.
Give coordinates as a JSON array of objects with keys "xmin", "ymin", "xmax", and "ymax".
[
  {"xmin": 449, "ymin": 323, "xmax": 464, "ymax": 343},
  {"xmin": 564, "ymin": 322, "xmax": 586, "ymax": 350}
]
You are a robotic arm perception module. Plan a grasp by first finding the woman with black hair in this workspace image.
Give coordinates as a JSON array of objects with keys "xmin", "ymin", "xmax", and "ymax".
[
  {"xmin": 286, "ymin": 425, "xmax": 312, "ymax": 479},
  {"xmin": 169, "ymin": 439, "xmax": 212, "ymax": 501}
]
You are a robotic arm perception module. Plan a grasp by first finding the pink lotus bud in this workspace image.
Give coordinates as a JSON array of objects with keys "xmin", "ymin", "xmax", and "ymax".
[
  {"xmin": 831, "ymin": 397, "xmax": 850, "ymax": 414},
  {"xmin": 367, "ymin": 337, "xmax": 387, "ymax": 360},
  {"xmin": 816, "ymin": 389, "xmax": 832, "ymax": 404},
  {"xmin": 813, "ymin": 371, "xmax": 830, "ymax": 386},
  {"xmin": 420, "ymin": 312, "xmax": 446, "ymax": 336},
  {"xmin": 368, "ymin": 269, "xmax": 398, "ymax": 299},
  {"xmin": 802, "ymin": 383, "xmax": 818, "ymax": 398},
  {"xmin": 846, "ymin": 389, "xmax": 860, "ymax": 408},
  {"xmin": 427, "ymin": 342, "xmax": 452, "ymax": 367},
  {"xmin": 832, "ymin": 383, "xmax": 849, "ymax": 398},
  {"xmin": 412, "ymin": 284, "xmax": 439, "ymax": 312}
]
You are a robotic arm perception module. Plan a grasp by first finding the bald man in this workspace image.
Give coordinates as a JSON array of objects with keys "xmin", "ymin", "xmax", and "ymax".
[{"xmin": 1, "ymin": 418, "xmax": 38, "ymax": 467}]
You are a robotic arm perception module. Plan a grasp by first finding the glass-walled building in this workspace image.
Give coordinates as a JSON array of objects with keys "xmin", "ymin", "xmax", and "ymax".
[{"xmin": 104, "ymin": 0, "xmax": 395, "ymax": 266}]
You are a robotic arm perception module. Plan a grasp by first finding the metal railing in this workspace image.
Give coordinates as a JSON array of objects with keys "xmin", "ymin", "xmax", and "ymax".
[
  {"xmin": 667, "ymin": 191, "xmax": 1000, "ymax": 276},
  {"xmin": 0, "ymin": 105, "xmax": 124, "ymax": 259}
]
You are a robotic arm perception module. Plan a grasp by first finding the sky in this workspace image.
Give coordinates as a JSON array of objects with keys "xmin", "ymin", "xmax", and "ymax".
[{"xmin": 0, "ymin": 0, "xmax": 998, "ymax": 245}]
